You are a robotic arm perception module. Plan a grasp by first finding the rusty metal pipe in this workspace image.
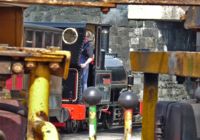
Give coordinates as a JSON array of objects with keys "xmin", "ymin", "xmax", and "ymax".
[
  {"xmin": 27, "ymin": 63, "xmax": 59, "ymax": 140},
  {"xmin": 33, "ymin": 120, "xmax": 59, "ymax": 140},
  {"xmin": 124, "ymin": 109, "xmax": 133, "ymax": 140}
]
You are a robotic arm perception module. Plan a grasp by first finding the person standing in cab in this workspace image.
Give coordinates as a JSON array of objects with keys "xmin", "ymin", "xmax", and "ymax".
[{"xmin": 80, "ymin": 31, "xmax": 94, "ymax": 100}]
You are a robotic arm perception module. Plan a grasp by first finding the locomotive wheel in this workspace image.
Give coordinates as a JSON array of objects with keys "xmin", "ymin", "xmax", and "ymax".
[
  {"xmin": 102, "ymin": 114, "xmax": 113, "ymax": 129},
  {"xmin": 66, "ymin": 120, "xmax": 80, "ymax": 133},
  {"xmin": 80, "ymin": 121, "xmax": 88, "ymax": 131}
]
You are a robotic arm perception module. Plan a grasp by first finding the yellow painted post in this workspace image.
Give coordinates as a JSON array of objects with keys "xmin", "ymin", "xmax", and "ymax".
[
  {"xmin": 124, "ymin": 109, "xmax": 133, "ymax": 140},
  {"xmin": 27, "ymin": 63, "xmax": 59, "ymax": 140},
  {"xmin": 142, "ymin": 74, "xmax": 158, "ymax": 140}
]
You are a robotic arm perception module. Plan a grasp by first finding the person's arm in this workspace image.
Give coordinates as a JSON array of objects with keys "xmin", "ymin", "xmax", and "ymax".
[{"xmin": 80, "ymin": 57, "xmax": 93, "ymax": 68}]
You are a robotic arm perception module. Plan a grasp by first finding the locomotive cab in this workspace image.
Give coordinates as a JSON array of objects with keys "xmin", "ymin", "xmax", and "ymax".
[
  {"xmin": 24, "ymin": 22, "xmax": 128, "ymax": 132},
  {"xmin": 60, "ymin": 23, "xmax": 128, "ymax": 131}
]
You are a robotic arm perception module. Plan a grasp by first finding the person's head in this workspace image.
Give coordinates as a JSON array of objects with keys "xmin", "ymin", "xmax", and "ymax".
[{"xmin": 85, "ymin": 30, "xmax": 94, "ymax": 42}]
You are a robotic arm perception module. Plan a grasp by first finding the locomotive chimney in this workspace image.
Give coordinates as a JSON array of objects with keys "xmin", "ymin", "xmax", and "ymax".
[
  {"xmin": 101, "ymin": 26, "xmax": 110, "ymax": 53},
  {"xmin": 100, "ymin": 26, "xmax": 110, "ymax": 70}
]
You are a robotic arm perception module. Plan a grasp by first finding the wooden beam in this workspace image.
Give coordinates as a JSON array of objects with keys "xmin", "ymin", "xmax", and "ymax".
[
  {"xmin": 0, "ymin": 7, "xmax": 24, "ymax": 47},
  {"xmin": 0, "ymin": 0, "xmax": 116, "ymax": 8},
  {"xmin": 130, "ymin": 51, "xmax": 200, "ymax": 78},
  {"xmin": 1, "ymin": 0, "xmax": 200, "ymax": 7},
  {"xmin": 110, "ymin": 0, "xmax": 200, "ymax": 6}
]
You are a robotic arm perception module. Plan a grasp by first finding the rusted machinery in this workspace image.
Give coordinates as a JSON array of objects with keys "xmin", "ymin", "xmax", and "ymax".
[
  {"xmin": 0, "ymin": 46, "xmax": 71, "ymax": 140},
  {"xmin": 129, "ymin": 6, "xmax": 200, "ymax": 140},
  {"xmin": 0, "ymin": 4, "xmax": 71, "ymax": 140}
]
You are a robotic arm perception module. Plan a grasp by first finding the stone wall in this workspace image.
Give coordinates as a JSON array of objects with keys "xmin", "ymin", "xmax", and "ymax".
[
  {"xmin": 24, "ymin": 5, "xmax": 196, "ymax": 70},
  {"xmin": 24, "ymin": 6, "xmax": 101, "ymax": 23},
  {"xmin": 24, "ymin": 5, "xmax": 196, "ymax": 100},
  {"xmin": 127, "ymin": 20, "xmax": 196, "ymax": 100}
]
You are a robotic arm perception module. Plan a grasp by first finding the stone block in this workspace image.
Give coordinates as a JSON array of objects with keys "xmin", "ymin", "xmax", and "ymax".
[
  {"xmin": 128, "ymin": 20, "xmax": 137, "ymax": 28},
  {"xmin": 133, "ymin": 28, "xmax": 143, "ymax": 36},
  {"xmin": 130, "ymin": 37, "xmax": 139, "ymax": 45},
  {"xmin": 120, "ymin": 37, "xmax": 129, "ymax": 48},
  {"xmin": 116, "ymin": 5, "xmax": 128, "ymax": 10},
  {"xmin": 118, "ymin": 27, "xmax": 129, "ymax": 37},
  {"xmin": 110, "ymin": 26, "xmax": 118, "ymax": 35},
  {"xmin": 110, "ymin": 36, "xmax": 118, "ymax": 45},
  {"xmin": 144, "ymin": 21, "xmax": 157, "ymax": 28},
  {"xmin": 130, "ymin": 44, "xmax": 139, "ymax": 49},
  {"xmin": 139, "ymin": 37, "xmax": 156, "ymax": 49},
  {"xmin": 137, "ymin": 21, "xmax": 144, "ymax": 28},
  {"xmin": 129, "ymin": 31, "xmax": 137, "ymax": 37},
  {"xmin": 80, "ymin": 7, "xmax": 100, "ymax": 15},
  {"xmin": 142, "ymin": 28, "xmax": 159, "ymax": 38}
]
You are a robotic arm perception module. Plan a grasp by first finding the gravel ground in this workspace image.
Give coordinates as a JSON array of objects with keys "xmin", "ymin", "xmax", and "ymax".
[{"xmin": 60, "ymin": 126, "xmax": 141, "ymax": 140}]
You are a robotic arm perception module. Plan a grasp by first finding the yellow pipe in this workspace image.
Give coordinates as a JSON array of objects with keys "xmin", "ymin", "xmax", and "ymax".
[
  {"xmin": 124, "ymin": 109, "xmax": 133, "ymax": 140},
  {"xmin": 33, "ymin": 120, "xmax": 59, "ymax": 140},
  {"xmin": 27, "ymin": 63, "xmax": 59, "ymax": 140}
]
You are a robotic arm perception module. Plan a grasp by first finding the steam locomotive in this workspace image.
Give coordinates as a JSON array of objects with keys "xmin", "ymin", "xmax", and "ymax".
[
  {"xmin": 39, "ymin": 22, "xmax": 129, "ymax": 132},
  {"xmin": 6, "ymin": 22, "xmax": 139, "ymax": 133}
]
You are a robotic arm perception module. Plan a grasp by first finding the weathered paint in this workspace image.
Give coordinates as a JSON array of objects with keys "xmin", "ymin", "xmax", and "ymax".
[
  {"xmin": 27, "ymin": 63, "xmax": 49, "ymax": 139},
  {"xmin": 0, "ymin": 0, "xmax": 200, "ymax": 7},
  {"xmin": 130, "ymin": 51, "xmax": 168, "ymax": 74},
  {"xmin": 0, "ymin": 7, "xmax": 24, "ymax": 47},
  {"xmin": 130, "ymin": 51, "xmax": 200, "ymax": 78},
  {"xmin": 27, "ymin": 63, "xmax": 59, "ymax": 140},
  {"xmin": 89, "ymin": 106, "xmax": 97, "ymax": 140},
  {"xmin": 184, "ymin": 6, "xmax": 200, "ymax": 29},
  {"xmin": 48, "ymin": 50, "xmax": 71, "ymax": 80},
  {"xmin": 110, "ymin": 0, "xmax": 200, "ymax": 5},
  {"xmin": 0, "ymin": 46, "xmax": 71, "ymax": 79},
  {"xmin": 0, "ymin": 46, "xmax": 70, "ymax": 139},
  {"xmin": 33, "ymin": 121, "xmax": 59, "ymax": 140},
  {"xmin": 124, "ymin": 109, "xmax": 133, "ymax": 140},
  {"xmin": 0, "ymin": 0, "xmax": 116, "ymax": 7},
  {"xmin": 142, "ymin": 74, "xmax": 158, "ymax": 140}
]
